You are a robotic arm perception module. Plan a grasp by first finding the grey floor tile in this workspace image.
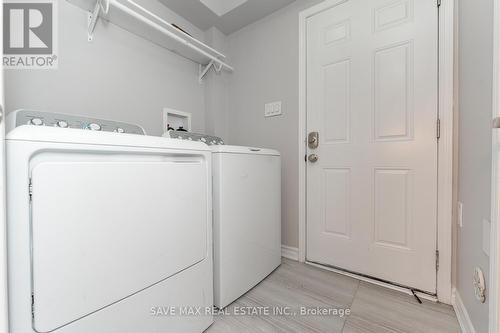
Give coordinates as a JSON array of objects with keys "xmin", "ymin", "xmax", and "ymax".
[
  {"xmin": 206, "ymin": 259, "xmax": 357, "ymax": 333},
  {"xmin": 344, "ymin": 282, "xmax": 461, "ymax": 333},
  {"xmin": 206, "ymin": 261, "xmax": 461, "ymax": 333}
]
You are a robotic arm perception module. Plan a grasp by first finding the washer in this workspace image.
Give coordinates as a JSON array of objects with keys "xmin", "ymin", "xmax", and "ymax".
[
  {"xmin": 212, "ymin": 145, "xmax": 281, "ymax": 308},
  {"xmin": 7, "ymin": 110, "xmax": 214, "ymax": 333},
  {"xmin": 167, "ymin": 131, "xmax": 282, "ymax": 308}
]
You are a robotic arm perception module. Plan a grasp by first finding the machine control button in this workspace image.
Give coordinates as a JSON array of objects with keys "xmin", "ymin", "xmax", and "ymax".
[
  {"xmin": 56, "ymin": 121, "xmax": 69, "ymax": 128},
  {"xmin": 87, "ymin": 123, "xmax": 102, "ymax": 131},
  {"xmin": 30, "ymin": 118, "xmax": 44, "ymax": 126},
  {"xmin": 115, "ymin": 127, "xmax": 125, "ymax": 133}
]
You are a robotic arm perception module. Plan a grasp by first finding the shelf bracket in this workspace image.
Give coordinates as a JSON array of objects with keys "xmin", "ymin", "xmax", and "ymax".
[
  {"xmin": 88, "ymin": 0, "xmax": 110, "ymax": 41},
  {"xmin": 198, "ymin": 60, "xmax": 224, "ymax": 83}
]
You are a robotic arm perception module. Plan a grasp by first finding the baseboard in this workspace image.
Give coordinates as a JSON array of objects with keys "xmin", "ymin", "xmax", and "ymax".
[
  {"xmin": 281, "ymin": 245, "xmax": 299, "ymax": 261},
  {"xmin": 452, "ymin": 288, "xmax": 477, "ymax": 333}
]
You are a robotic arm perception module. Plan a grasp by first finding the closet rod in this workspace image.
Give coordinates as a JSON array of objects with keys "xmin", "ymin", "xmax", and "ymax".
[{"xmin": 93, "ymin": 0, "xmax": 234, "ymax": 72}]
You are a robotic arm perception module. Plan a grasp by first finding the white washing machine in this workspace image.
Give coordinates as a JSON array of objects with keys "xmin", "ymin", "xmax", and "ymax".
[
  {"xmin": 168, "ymin": 131, "xmax": 282, "ymax": 309},
  {"xmin": 6, "ymin": 110, "xmax": 214, "ymax": 333}
]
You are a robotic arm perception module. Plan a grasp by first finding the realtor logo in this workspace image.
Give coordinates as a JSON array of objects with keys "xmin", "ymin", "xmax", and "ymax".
[{"xmin": 3, "ymin": 0, "xmax": 58, "ymax": 69}]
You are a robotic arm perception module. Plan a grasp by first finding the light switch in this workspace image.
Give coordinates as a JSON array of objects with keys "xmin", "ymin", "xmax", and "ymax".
[
  {"xmin": 264, "ymin": 103, "xmax": 272, "ymax": 117},
  {"xmin": 265, "ymin": 101, "xmax": 282, "ymax": 117}
]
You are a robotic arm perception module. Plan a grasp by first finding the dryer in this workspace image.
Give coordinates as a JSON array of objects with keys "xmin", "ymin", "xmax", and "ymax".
[
  {"xmin": 167, "ymin": 131, "xmax": 282, "ymax": 309},
  {"xmin": 6, "ymin": 110, "xmax": 214, "ymax": 333}
]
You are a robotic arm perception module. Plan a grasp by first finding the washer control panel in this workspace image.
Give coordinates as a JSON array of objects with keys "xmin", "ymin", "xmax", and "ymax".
[
  {"xmin": 167, "ymin": 130, "xmax": 224, "ymax": 146},
  {"xmin": 8, "ymin": 110, "xmax": 145, "ymax": 135}
]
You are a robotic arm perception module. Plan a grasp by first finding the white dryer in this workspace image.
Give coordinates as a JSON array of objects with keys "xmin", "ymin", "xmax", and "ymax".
[
  {"xmin": 6, "ymin": 110, "xmax": 214, "ymax": 333},
  {"xmin": 167, "ymin": 131, "xmax": 282, "ymax": 309}
]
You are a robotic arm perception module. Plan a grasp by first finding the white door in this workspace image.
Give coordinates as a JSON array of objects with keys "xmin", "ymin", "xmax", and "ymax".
[{"xmin": 306, "ymin": 0, "xmax": 439, "ymax": 293}]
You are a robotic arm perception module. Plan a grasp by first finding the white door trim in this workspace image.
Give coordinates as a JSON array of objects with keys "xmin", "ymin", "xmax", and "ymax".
[
  {"xmin": 0, "ymin": 0, "xmax": 9, "ymax": 330},
  {"xmin": 298, "ymin": 0, "xmax": 455, "ymax": 304},
  {"xmin": 489, "ymin": 0, "xmax": 500, "ymax": 331}
]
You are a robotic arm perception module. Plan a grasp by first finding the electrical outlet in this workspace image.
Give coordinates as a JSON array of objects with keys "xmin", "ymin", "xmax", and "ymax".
[
  {"xmin": 265, "ymin": 101, "xmax": 282, "ymax": 117},
  {"xmin": 457, "ymin": 202, "xmax": 463, "ymax": 228},
  {"xmin": 473, "ymin": 267, "xmax": 486, "ymax": 303}
]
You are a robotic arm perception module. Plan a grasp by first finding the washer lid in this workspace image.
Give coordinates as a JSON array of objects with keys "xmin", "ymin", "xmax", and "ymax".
[{"xmin": 211, "ymin": 145, "xmax": 280, "ymax": 156}]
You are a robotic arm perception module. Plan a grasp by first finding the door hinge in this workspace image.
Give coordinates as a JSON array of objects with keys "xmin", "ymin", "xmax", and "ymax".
[
  {"xmin": 31, "ymin": 292, "xmax": 35, "ymax": 319},
  {"xmin": 29, "ymin": 180, "xmax": 33, "ymax": 200},
  {"xmin": 437, "ymin": 0, "xmax": 442, "ymax": 7},
  {"xmin": 436, "ymin": 250, "xmax": 440, "ymax": 271},
  {"xmin": 436, "ymin": 118, "xmax": 441, "ymax": 140}
]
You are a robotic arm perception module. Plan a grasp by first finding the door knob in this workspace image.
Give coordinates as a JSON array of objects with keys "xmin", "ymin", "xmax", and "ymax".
[{"xmin": 308, "ymin": 154, "xmax": 319, "ymax": 163}]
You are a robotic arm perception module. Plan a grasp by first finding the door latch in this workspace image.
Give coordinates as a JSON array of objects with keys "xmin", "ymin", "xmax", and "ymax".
[{"xmin": 308, "ymin": 132, "xmax": 319, "ymax": 149}]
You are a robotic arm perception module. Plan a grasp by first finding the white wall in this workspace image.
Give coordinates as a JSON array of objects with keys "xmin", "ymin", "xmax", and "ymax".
[
  {"xmin": 456, "ymin": 0, "xmax": 493, "ymax": 331},
  {"xmin": 204, "ymin": 27, "xmax": 230, "ymax": 140},
  {"xmin": 5, "ymin": 0, "xmax": 206, "ymax": 136},
  {"xmin": 226, "ymin": 0, "xmax": 322, "ymax": 247}
]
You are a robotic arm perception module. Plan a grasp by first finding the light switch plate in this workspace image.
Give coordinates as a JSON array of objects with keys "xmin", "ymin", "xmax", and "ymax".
[
  {"xmin": 265, "ymin": 101, "xmax": 282, "ymax": 117},
  {"xmin": 458, "ymin": 202, "xmax": 463, "ymax": 228}
]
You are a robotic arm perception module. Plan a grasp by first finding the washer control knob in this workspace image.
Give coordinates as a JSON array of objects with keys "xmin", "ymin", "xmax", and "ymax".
[
  {"xmin": 87, "ymin": 123, "xmax": 102, "ymax": 131},
  {"xmin": 115, "ymin": 127, "xmax": 125, "ymax": 133},
  {"xmin": 30, "ymin": 118, "xmax": 44, "ymax": 126},
  {"xmin": 56, "ymin": 120, "xmax": 69, "ymax": 128}
]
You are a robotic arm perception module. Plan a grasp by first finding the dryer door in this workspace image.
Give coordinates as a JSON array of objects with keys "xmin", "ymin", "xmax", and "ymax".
[{"xmin": 30, "ymin": 152, "xmax": 209, "ymax": 332}]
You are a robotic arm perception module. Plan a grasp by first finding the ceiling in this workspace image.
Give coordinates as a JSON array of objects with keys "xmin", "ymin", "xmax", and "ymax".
[{"xmin": 158, "ymin": 0, "xmax": 296, "ymax": 35}]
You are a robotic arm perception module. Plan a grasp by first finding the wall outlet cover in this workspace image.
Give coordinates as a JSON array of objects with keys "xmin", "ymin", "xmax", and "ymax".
[{"xmin": 473, "ymin": 267, "xmax": 486, "ymax": 303}]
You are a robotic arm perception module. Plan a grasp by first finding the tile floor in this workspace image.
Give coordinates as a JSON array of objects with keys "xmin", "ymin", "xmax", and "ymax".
[{"xmin": 206, "ymin": 259, "xmax": 461, "ymax": 333}]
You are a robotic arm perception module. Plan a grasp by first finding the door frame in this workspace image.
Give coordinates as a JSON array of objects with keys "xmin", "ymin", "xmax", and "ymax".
[
  {"xmin": 489, "ymin": 0, "xmax": 500, "ymax": 331},
  {"xmin": 298, "ymin": 0, "xmax": 455, "ymax": 304},
  {"xmin": 0, "ymin": 1, "xmax": 8, "ymax": 331}
]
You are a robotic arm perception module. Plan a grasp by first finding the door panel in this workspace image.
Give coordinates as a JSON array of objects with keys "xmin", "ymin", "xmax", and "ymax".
[
  {"xmin": 31, "ymin": 155, "xmax": 208, "ymax": 332},
  {"xmin": 374, "ymin": 41, "xmax": 413, "ymax": 141},
  {"xmin": 306, "ymin": 0, "xmax": 438, "ymax": 293},
  {"xmin": 323, "ymin": 168, "xmax": 351, "ymax": 238},
  {"xmin": 374, "ymin": 169, "xmax": 412, "ymax": 249},
  {"xmin": 324, "ymin": 60, "xmax": 350, "ymax": 143}
]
